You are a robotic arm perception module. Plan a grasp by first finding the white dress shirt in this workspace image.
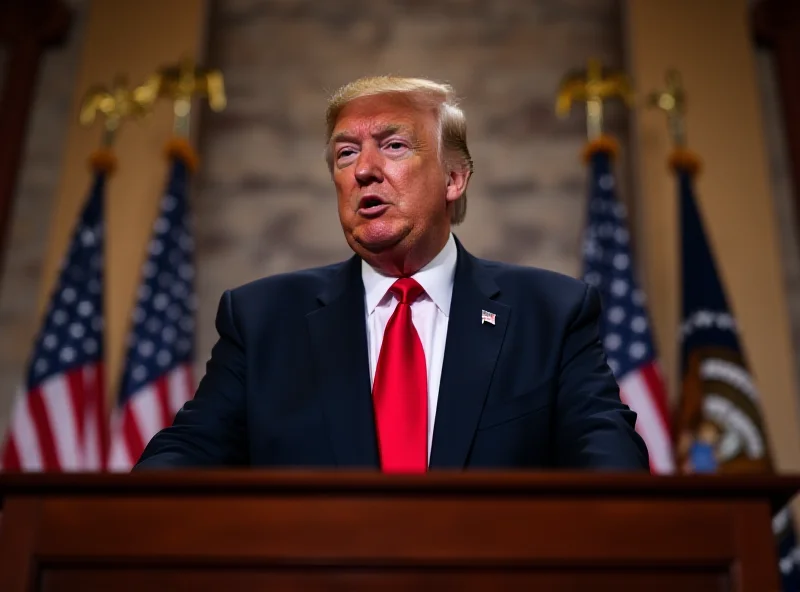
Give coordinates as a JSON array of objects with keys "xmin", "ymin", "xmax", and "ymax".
[{"xmin": 362, "ymin": 233, "xmax": 457, "ymax": 462}]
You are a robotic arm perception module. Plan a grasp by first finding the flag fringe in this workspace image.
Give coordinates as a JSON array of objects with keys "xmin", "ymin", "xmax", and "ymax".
[
  {"xmin": 582, "ymin": 135, "xmax": 619, "ymax": 162},
  {"xmin": 88, "ymin": 148, "xmax": 117, "ymax": 174},
  {"xmin": 165, "ymin": 138, "xmax": 199, "ymax": 172},
  {"xmin": 668, "ymin": 148, "xmax": 702, "ymax": 176}
]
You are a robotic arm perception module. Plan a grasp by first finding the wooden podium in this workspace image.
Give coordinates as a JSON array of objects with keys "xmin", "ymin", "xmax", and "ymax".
[{"xmin": 0, "ymin": 472, "xmax": 797, "ymax": 591}]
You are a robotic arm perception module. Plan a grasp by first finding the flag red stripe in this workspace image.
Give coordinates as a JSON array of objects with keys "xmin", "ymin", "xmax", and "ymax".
[
  {"xmin": 94, "ymin": 363, "xmax": 108, "ymax": 468},
  {"xmin": 66, "ymin": 369, "xmax": 86, "ymax": 443},
  {"xmin": 2, "ymin": 436, "xmax": 21, "ymax": 471},
  {"xmin": 122, "ymin": 407, "xmax": 145, "ymax": 465},
  {"xmin": 28, "ymin": 389, "xmax": 60, "ymax": 470},
  {"xmin": 641, "ymin": 364, "xmax": 671, "ymax": 434},
  {"xmin": 156, "ymin": 376, "xmax": 172, "ymax": 430}
]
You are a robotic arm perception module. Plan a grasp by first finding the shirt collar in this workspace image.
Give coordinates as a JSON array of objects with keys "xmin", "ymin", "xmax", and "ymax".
[{"xmin": 362, "ymin": 233, "xmax": 457, "ymax": 317}]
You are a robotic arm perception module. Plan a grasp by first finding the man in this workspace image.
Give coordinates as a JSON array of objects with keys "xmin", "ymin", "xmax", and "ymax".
[{"xmin": 135, "ymin": 76, "xmax": 649, "ymax": 471}]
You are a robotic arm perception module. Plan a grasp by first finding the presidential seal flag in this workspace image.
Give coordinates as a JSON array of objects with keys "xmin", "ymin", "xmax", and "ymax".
[
  {"xmin": 671, "ymin": 149, "xmax": 800, "ymax": 589},
  {"xmin": 0, "ymin": 150, "xmax": 114, "ymax": 471},
  {"xmin": 579, "ymin": 137, "xmax": 674, "ymax": 474},
  {"xmin": 107, "ymin": 139, "xmax": 198, "ymax": 471}
]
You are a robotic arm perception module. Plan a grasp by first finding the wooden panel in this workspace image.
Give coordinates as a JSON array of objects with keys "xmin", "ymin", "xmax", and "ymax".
[
  {"xmin": 0, "ymin": 497, "xmax": 44, "ymax": 592},
  {"xmin": 35, "ymin": 497, "xmax": 735, "ymax": 563},
  {"xmin": 732, "ymin": 501, "xmax": 781, "ymax": 591},
  {"xmin": 2, "ymin": 471, "xmax": 799, "ymax": 509},
  {"xmin": 1, "ymin": 474, "xmax": 794, "ymax": 592},
  {"xmin": 40, "ymin": 567, "xmax": 729, "ymax": 592}
]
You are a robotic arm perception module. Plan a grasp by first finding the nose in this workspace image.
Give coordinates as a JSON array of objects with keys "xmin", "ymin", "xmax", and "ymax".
[{"xmin": 354, "ymin": 144, "xmax": 384, "ymax": 186}]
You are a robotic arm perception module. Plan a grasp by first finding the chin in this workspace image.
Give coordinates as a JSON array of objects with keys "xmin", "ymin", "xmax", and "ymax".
[
  {"xmin": 356, "ymin": 234, "xmax": 405, "ymax": 254},
  {"xmin": 352, "ymin": 222, "xmax": 409, "ymax": 254}
]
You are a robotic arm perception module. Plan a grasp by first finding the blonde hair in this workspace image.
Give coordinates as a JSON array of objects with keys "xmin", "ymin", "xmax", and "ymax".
[{"xmin": 325, "ymin": 76, "xmax": 473, "ymax": 225}]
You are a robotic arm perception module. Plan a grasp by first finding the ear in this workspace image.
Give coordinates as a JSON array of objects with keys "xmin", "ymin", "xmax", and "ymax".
[{"xmin": 445, "ymin": 166, "xmax": 470, "ymax": 203}]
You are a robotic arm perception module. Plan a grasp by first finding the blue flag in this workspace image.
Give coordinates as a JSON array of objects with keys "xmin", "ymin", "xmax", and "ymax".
[{"xmin": 673, "ymin": 155, "xmax": 800, "ymax": 588}]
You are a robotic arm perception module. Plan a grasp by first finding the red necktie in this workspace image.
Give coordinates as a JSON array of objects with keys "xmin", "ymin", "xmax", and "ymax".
[{"xmin": 372, "ymin": 278, "xmax": 428, "ymax": 473}]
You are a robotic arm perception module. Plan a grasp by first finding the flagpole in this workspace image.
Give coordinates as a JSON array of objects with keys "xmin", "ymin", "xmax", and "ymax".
[
  {"xmin": 79, "ymin": 74, "xmax": 154, "ymax": 152},
  {"xmin": 646, "ymin": 69, "xmax": 702, "ymax": 179},
  {"xmin": 138, "ymin": 55, "xmax": 226, "ymax": 141},
  {"xmin": 78, "ymin": 75, "xmax": 159, "ymax": 470},
  {"xmin": 556, "ymin": 60, "xmax": 676, "ymax": 474},
  {"xmin": 556, "ymin": 58, "xmax": 634, "ymax": 144},
  {"xmin": 107, "ymin": 58, "xmax": 225, "ymax": 471}
]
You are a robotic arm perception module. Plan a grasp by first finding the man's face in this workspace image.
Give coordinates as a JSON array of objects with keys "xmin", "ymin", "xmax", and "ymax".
[{"xmin": 331, "ymin": 93, "xmax": 456, "ymax": 268}]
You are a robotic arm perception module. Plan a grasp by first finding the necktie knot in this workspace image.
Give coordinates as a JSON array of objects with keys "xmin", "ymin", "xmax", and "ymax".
[{"xmin": 390, "ymin": 278, "xmax": 425, "ymax": 304}]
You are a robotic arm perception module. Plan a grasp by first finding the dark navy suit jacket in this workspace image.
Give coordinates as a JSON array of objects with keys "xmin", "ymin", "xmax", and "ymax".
[{"xmin": 135, "ymin": 238, "xmax": 649, "ymax": 470}]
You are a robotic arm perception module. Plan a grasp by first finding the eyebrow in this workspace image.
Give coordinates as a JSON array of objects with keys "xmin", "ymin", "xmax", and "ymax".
[{"xmin": 331, "ymin": 124, "xmax": 415, "ymax": 144}]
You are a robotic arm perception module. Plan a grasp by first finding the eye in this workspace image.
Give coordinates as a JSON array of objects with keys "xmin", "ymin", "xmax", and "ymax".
[
  {"xmin": 336, "ymin": 147, "xmax": 358, "ymax": 163},
  {"xmin": 384, "ymin": 140, "xmax": 408, "ymax": 153}
]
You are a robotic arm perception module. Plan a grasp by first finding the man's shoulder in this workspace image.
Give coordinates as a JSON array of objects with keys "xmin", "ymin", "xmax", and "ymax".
[
  {"xmin": 226, "ymin": 259, "xmax": 352, "ymax": 305},
  {"xmin": 476, "ymin": 256, "xmax": 588, "ymax": 299},
  {"xmin": 469, "ymin": 254, "xmax": 592, "ymax": 322}
]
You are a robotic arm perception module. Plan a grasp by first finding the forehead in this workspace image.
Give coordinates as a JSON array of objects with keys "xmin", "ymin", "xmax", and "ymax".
[{"xmin": 332, "ymin": 93, "xmax": 437, "ymax": 138}]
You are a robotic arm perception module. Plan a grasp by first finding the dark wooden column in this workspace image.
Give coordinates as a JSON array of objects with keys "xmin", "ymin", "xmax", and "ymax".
[
  {"xmin": 0, "ymin": 0, "xmax": 71, "ymax": 283},
  {"xmin": 752, "ymin": 0, "xmax": 800, "ymax": 235}
]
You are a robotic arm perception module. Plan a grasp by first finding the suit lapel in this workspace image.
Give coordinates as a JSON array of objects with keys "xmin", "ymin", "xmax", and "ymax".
[
  {"xmin": 429, "ymin": 241, "xmax": 510, "ymax": 468},
  {"xmin": 306, "ymin": 257, "xmax": 378, "ymax": 467}
]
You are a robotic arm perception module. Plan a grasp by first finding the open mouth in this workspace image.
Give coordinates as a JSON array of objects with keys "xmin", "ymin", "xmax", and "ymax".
[{"xmin": 358, "ymin": 196, "xmax": 390, "ymax": 217}]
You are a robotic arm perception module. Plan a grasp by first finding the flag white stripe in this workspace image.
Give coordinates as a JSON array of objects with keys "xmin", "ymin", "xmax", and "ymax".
[
  {"xmin": 82, "ymin": 364, "xmax": 102, "ymax": 470},
  {"xmin": 618, "ymin": 383, "xmax": 656, "ymax": 463},
  {"xmin": 108, "ymin": 367, "xmax": 192, "ymax": 472},
  {"xmin": 620, "ymin": 369, "xmax": 675, "ymax": 473},
  {"xmin": 129, "ymin": 386, "xmax": 162, "ymax": 448},
  {"xmin": 107, "ymin": 411, "xmax": 132, "ymax": 472},
  {"xmin": 40, "ymin": 375, "xmax": 81, "ymax": 471},
  {"xmin": 10, "ymin": 390, "xmax": 43, "ymax": 470},
  {"xmin": 168, "ymin": 365, "xmax": 192, "ymax": 415}
]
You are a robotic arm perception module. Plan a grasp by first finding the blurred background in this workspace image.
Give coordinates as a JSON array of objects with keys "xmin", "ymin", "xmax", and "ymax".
[{"xmin": 0, "ymin": 0, "xmax": 798, "ymax": 480}]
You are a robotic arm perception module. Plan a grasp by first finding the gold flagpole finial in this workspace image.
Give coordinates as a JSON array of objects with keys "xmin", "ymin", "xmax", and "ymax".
[
  {"xmin": 140, "ymin": 56, "xmax": 227, "ymax": 138},
  {"xmin": 647, "ymin": 69, "xmax": 701, "ymax": 174},
  {"xmin": 647, "ymin": 68, "xmax": 687, "ymax": 148},
  {"xmin": 78, "ymin": 74, "xmax": 154, "ymax": 147},
  {"xmin": 556, "ymin": 58, "xmax": 634, "ymax": 141}
]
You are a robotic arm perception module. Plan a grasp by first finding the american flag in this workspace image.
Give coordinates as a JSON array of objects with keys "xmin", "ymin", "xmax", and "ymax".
[
  {"xmin": 107, "ymin": 150, "xmax": 196, "ymax": 471},
  {"xmin": 672, "ymin": 154, "xmax": 800, "ymax": 588},
  {"xmin": 0, "ymin": 170, "xmax": 108, "ymax": 471},
  {"xmin": 580, "ymin": 146, "xmax": 675, "ymax": 474}
]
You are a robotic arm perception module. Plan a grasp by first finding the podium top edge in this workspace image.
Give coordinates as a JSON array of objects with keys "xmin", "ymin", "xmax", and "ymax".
[{"xmin": 0, "ymin": 471, "xmax": 799, "ymax": 507}]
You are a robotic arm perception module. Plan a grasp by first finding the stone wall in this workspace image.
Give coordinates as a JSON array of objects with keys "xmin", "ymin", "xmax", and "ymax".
[{"xmin": 193, "ymin": 0, "xmax": 629, "ymax": 367}]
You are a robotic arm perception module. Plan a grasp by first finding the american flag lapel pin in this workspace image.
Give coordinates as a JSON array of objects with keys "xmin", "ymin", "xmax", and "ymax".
[{"xmin": 481, "ymin": 310, "xmax": 496, "ymax": 325}]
